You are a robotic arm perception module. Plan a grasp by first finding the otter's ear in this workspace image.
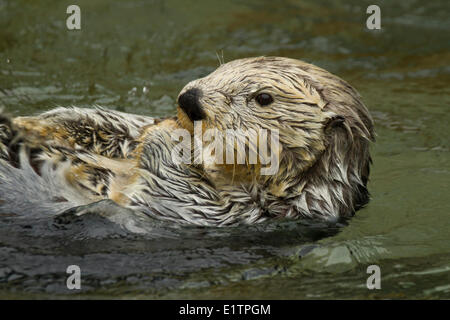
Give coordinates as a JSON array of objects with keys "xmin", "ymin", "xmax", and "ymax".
[
  {"xmin": 324, "ymin": 115, "xmax": 345, "ymax": 134},
  {"xmin": 323, "ymin": 114, "xmax": 353, "ymax": 152},
  {"xmin": 325, "ymin": 115, "xmax": 345, "ymax": 128}
]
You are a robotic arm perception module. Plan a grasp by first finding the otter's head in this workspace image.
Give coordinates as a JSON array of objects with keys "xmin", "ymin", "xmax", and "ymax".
[{"xmin": 177, "ymin": 56, "xmax": 374, "ymax": 220}]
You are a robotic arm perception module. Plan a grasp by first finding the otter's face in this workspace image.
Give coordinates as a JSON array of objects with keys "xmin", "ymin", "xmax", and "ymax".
[{"xmin": 176, "ymin": 56, "xmax": 373, "ymax": 197}]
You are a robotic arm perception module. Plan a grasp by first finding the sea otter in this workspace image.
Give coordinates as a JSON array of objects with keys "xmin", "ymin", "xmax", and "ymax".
[{"xmin": 0, "ymin": 57, "xmax": 374, "ymax": 226}]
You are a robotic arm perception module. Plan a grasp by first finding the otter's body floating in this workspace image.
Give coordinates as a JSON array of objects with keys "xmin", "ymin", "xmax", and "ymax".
[{"xmin": 0, "ymin": 57, "xmax": 374, "ymax": 226}]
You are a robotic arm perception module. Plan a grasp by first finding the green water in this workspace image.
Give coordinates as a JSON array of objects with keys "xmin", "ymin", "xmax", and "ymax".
[{"xmin": 0, "ymin": 0, "xmax": 449, "ymax": 299}]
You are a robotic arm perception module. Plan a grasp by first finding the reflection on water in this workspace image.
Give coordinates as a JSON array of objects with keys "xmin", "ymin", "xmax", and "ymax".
[{"xmin": 0, "ymin": 0, "xmax": 449, "ymax": 298}]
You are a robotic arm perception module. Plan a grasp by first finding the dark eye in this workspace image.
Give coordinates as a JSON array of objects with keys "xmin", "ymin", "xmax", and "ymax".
[{"xmin": 255, "ymin": 93, "xmax": 273, "ymax": 106}]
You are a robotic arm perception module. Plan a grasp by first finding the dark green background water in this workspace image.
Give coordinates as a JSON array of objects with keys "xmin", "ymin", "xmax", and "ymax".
[{"xmin": 0, "ymin": 0, "xmax": 449, "ymax": 299}]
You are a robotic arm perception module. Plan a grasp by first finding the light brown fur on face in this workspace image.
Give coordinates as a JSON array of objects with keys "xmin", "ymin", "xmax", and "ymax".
[
  {"xmin": 0, "ymin": 57, "xmax": 375, "ymax": 226},
  {"xmin": 178, "ymin": 57, "xmax": 374, "ymax": 211}
]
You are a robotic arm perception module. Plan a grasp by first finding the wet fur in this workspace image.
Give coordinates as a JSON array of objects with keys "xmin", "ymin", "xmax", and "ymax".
[{"xmin": 0, "ymin": 57, "xmax": 374, "ymax": 226}]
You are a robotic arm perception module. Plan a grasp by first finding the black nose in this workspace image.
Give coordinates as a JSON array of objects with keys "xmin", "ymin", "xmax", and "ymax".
[{"xmin": 178, "ymin": 88, "xmax": 206, "ymax": 121}]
